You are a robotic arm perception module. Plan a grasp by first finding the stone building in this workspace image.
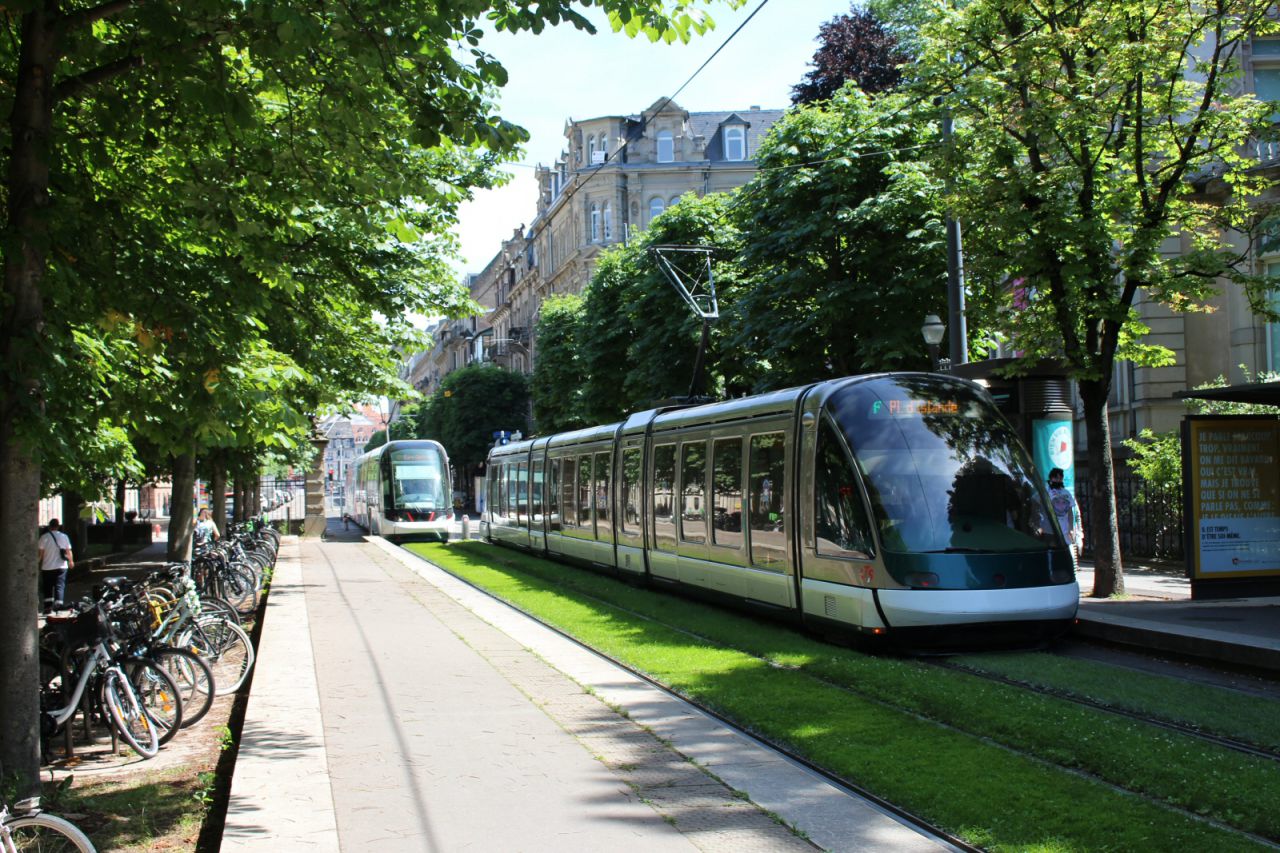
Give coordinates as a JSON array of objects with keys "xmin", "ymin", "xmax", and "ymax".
[{"xmin": 480, "ymin": 97, "xmax": 783, "ymax": 374}]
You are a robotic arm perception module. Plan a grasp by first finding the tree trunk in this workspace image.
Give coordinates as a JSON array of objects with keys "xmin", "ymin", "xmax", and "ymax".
[
  {"xmin": 251, "ymin": 475, "xmax": 262, "ymax": 516},
  {"xmin": 0, "ymin": 438, "xmax": 44, "ymax": 800},
  {"xmin": 112, "ymin": 479, "xmax": 126, "ymax": 551},
  {"xmin": 167, "ymin": 452, "xmax": 196, "ymax": 562},
  {"xmin": 1079, "ymin": 379, "xmax": 1125, "ymax": 597},
  {"xmin": 60, "ymin": 491, "xmax": 85, "ymax": 557},
  {"xmin": 210, "ymin": 458, "xmax": 227, "ymax": 538},
  {"xmin": 234, "ymin": 474, "xmax": 247, "ymax": 523},
  {"xmin": 0, "ymin": 7, "xmax": 59, "ymax": 800}
]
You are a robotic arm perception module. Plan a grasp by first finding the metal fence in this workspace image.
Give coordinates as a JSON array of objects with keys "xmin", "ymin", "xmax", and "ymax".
[
  {"xmin": 1075, "ymin": 469, "xmax": 1184, "ymax": 561},
  {"xmin": 256, "ymin": 478, "xmax": 306, "ymax": 524}
]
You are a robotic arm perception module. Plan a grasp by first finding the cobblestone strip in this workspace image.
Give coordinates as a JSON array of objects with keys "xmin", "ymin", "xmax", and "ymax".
[{"xmin": 361, "ymin": 544, "xmax": 816, "ymax": 852}]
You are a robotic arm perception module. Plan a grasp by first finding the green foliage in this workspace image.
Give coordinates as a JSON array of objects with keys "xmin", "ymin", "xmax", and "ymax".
[
  {"xmin": 364, "ymin": 430, "xmax": 389, "ymax": 453},
  {"xmin": 419, "ymin": 364, "xmax": 529, "ymax": 471},
  {"xmin": 578, "ymin": 193, "xmax": 745, "ymax": 422},
  {"xmin": 728, "ymin": 87, "xmax": 949, "ymax": 389},
  {"xmin": 531, "ymin": 295, "xmax": 589, "ymax": 433},
  {"xmin": 414, "ymin": 541, "xmax": 1279, "ymax": 850},
  {"xmin": 912, "ymin": 0, "xmax": 1280, "ymax": 385}
]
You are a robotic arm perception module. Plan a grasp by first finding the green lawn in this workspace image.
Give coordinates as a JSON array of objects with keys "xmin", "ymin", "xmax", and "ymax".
[{"xmin": 407, "ymin": 541, "xmax": 1280, "ymax": 852}]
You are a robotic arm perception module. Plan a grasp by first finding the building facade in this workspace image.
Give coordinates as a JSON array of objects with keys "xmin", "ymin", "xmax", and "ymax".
[{"xmin": 393, "ymin": 97, "xmax": 783, "ymax": 404}]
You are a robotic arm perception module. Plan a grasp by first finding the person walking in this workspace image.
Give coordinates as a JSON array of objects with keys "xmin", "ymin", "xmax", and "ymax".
[
  {"xmin": 38, "ymin": 519, "xmax": 74, "ymax": 613},
  {"xmin": 194, "ymin": 507, "xmax": 221, "ymax": 552},
  {"xmin": 1047, "ymin": 467, "xmax": 1082, "ymax": 565}
]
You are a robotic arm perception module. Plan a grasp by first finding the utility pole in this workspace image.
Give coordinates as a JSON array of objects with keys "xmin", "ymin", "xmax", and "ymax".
[{"xmin": 942, "ymin": 111, "xmax": 969, "ymax": 367}]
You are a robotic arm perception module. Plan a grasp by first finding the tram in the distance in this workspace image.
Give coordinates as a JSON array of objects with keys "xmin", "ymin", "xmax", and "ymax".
[
  {"xmin": 349, "ymin": 439, "xmax": 453, "ymax": 541},
  {"xmin": 482, "ymin": 373, "xmax": 1079, "ymax": 649}
]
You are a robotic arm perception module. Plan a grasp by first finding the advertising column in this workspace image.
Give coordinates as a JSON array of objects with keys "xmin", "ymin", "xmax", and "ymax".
[
  {"xmin": 1032, "ymin": 416, "xmax": 1076, "ymax": 489},
  {"xmin": 1183, "ymin": 415, "xmax": 1280, "ymax": 598}
]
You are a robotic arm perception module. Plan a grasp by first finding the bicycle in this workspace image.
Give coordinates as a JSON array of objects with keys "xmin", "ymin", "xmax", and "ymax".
[
  {"xmin": 40, "ymin": 604, "xmax": 162, "ymax": 759},
  {"xmin": 0, "ymin": 798, "xmax": 95, "ymax": 852}
]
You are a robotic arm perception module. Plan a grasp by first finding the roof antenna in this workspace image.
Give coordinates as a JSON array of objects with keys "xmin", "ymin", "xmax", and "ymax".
[{"xmin": 648, "ymin": 245, "xmax": 719, "ymax": 401}]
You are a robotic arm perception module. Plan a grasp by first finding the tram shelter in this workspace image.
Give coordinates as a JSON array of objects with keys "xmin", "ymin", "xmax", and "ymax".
[{"xmin": 1175, "ymin": 381, "xmax": 1280, "ymax": 599}]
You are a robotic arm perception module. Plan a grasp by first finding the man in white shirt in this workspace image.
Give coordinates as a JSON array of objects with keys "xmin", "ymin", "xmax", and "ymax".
[{"xmin": 38, "ymin": 518, "xmax": 74, "ymax": 613}]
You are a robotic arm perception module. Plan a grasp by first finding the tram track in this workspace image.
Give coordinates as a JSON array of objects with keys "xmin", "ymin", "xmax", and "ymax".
[
  {"xmin": 396, "ymin": 544, "xmax": 981, "ymax": 853},
  {"xmin": 924, "ymin": 657, "xmax": 1280, "ymax": 764},
  {"xmin": 397, "ymin": 541, "xmax": 1280, "ymax": 851}
]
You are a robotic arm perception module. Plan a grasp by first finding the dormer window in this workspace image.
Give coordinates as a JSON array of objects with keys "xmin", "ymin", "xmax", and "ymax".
[
  {"xmin": 724, "ymin": 125, "xmax": 746, "ymax": 161},
  {"xmin": 657, "ymin": 130, "xmax": 675, "ymax": 163}
]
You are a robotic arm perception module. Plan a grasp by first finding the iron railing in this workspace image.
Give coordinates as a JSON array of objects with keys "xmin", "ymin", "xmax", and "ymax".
[{"xmin": 1075, "ymin": 469, "xmax": 1184, "ymax": 561}]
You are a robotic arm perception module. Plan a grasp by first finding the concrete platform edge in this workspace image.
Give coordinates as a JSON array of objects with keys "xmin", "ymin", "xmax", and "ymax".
[
  {"xmin": 1073, "ymin": 614, "xmax": 1280, "ymax": 673},
  {"xmin": 222, "ymin": 537, "xmax": 340, "ymax": 851}
]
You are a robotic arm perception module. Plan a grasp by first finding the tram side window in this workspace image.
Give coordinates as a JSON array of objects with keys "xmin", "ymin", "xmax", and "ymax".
[
  {"xmin": 494, "ymin": 464, "xmax": 507, "ymax": 524},
  {"xmin": 681, "ymin": 441, "xmax": 707, "ymax": 544},
  {"xmin": 749, "ymin": 433, "xmax": 788, "ymax": 570},
  {"xmin": 561, "ymin": 457, "xmax": 577, "ymax": 529},
  {"xmin": 505, "ymin": 464, "xmax": 518, "ymax": 523},
  {"xmin": 548, "ymin": 458, "xmax": 561, "ymax": 531},
  {"xmin": 516, "ymin": 462, "xmax": 529, "ymax": 528},
  {"xmin": 531, "ymin": 459, "xmax": 544, "ymax": 525},
  {"xmin": 711, "ymin": 438, "xmax": 744, "ymax": 549},
  {"xmin": 652, "ymin": 444, "xmax": 677, "ymax": 552},
  {"xmin": 620, "ymin": 448, "xmax": 642, "ymax": 535},
  {"xmin": 815, "ymin": 419, "xmax": 875, "ymax": 559},
  {"xmin": 594, "ymin": 451, "xmax": 611, "ymax": 540},
  {"xmin": 577, "ymin": 454, "xmax": 594, "ymax": 530}
]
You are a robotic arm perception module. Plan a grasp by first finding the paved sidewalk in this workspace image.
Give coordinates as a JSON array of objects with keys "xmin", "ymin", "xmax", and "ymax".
[{"xmin": 224, "ymin": 527, "xmax": 949, "ymax": 852}]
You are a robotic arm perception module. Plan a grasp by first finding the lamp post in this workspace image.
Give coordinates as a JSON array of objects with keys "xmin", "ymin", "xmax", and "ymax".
[{"xmin": 921, "ymin": 314, "xmax": 946, "ymax": 371}]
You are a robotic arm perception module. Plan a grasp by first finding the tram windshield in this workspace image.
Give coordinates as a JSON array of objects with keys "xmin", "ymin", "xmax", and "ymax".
[
  {"xmin": 387, "ymin": 447, "xmax": 447, "ymax": 512},
  {"xmin": 830, "ymin": 377, "xmax": 1060, "ymax": 554}
]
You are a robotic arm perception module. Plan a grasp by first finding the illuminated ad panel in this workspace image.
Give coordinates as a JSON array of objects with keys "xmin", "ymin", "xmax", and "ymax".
[{"xmin": 1185, "ymin": 417, "xmax": 1280, "ymax": 580}]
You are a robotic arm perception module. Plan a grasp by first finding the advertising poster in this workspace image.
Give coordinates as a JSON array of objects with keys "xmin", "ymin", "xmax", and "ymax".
[
  {"xmin": 1032, "ymin": 417, "xmax": 1075, "ymax": 489},
  {"xmin": 1185, "ymin": 417, "xmax": 1280, "ymax": 580}
]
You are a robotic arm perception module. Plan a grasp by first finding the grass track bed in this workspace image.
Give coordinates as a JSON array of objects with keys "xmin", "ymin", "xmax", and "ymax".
[
  {"xmin": 951, "ymin": 651, "xmax": 1280, "ymax": 753},
  {"xmin": 408, "ymin": 541, "xmax": 1279, "ymax": 851}
]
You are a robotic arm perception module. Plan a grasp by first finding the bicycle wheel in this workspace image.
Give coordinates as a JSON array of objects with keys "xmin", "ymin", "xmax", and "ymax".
[
  {"xmin": 198, "ymin": 595, "xmax": 242, "ymax": 627},
  {"xmin": 192, "ymin": 618, "xmax": 255, "ymax": 695},
  {"xmin": 102, "ymin": 668, "xmax": 159, "ymax": 758},
  {"xmin": 151, "ymin": 647, "xmax": 215, "ymax": 727},
  {"xmin": 129, "ymin": 661, "xmax": 183, "ymax": 745},
  {"xmin": 217, "ymin": 566, "xmax": 258, "ymax": 616},
  {"xmin": 3, "ymin": 810, "xmax": 97, "ymax": 851}
]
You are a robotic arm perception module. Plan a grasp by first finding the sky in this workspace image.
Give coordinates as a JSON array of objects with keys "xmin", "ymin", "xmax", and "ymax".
[{"xmin": 451, "ymin": 0, "xmax": 853, "ymax": 276}]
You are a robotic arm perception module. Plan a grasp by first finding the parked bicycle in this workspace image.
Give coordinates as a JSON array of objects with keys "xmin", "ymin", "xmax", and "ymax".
[{"xmin": 0, "ymin": 798, "xmax": 96, "ymax": 852}]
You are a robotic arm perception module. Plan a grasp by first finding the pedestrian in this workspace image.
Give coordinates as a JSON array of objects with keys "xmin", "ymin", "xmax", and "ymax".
[
  {"xmin": 38, "ymin": 518, "xmax": 74, "ymax": 614},
  {"xmin": 194, "ymin": 507, "xmax": 221, "ymax": 551},
  {"xmin": 1046, "ymin": 467, "xmax": 1082, "ymax": 565}
]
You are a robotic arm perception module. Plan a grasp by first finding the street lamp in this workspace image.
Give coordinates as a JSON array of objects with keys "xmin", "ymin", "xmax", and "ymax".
[{"xmin": 921, "ymin": 314, "xmax": 946, "ymax": 371}]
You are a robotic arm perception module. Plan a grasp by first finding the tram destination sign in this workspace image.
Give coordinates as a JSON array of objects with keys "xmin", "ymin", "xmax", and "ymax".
[{"xmin": 1183, "ymin": 416, "xmax": 1280, "ymax": 588}]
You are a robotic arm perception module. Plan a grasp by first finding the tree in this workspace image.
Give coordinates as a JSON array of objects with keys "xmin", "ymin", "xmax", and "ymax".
[
  {"xmin": 913, "ymin": 0, "xmax": 1280, "ymax": 596},
  {"xmin": 792, "ymin": 5, "xmax": 908, "ymax": 103},
  {"xmin": 729, "ymin": 87, "xmax": 949, "ymax": 389},
  {"xmin": 578, "ymin": 193, "xmax": 744, "ymax": 423},
  {"xmin": 532, "ymin": 294, "xmax": 589, "ymax": 434},
  {"xmin": 0, "ymin": 0, "xmax": 738, "ymax": 797},
  {"xmin": 420, "ymin": 365, "xmax": 529, "ymax": 501}
]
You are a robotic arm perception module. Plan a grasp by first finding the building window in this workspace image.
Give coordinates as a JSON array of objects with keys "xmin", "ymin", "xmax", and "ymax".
[
  {"xmin": 586, "ymin": 136, "xmax": 596, "ymax": 165},
  {"xmin": 669, "ymin": 195, "xmax": 681, "ymax": 210},
  {"xmin": 591, "ymin": 135, "xmax": 606, "ymax": 165},
  {"xmin": 603, "ymin": 203, "xmax": 613, "ymax": 241},
  {"xmin": 724, "ymin": 125, "xmax": 746, "ymax": 160},
  {"xmin": 656, "ymin": 130, "xmax": 674, "ymax": 163},
  {"xmin": 649, "ymin": 196, "xmax": 666, "ymax": 223},
  {"xmin": 590, "ymin": 203, "xmax": 601, "ymax": 242}
]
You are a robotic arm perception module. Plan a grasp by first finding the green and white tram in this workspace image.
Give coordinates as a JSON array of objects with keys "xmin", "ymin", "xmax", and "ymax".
[
  {"xmin": 350, "ymin": 439, "xmax": 452, "ymax": 541},
  {"xmin": 482, "ymin": 373, "xmax": 1079, "ymax": 648}
]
